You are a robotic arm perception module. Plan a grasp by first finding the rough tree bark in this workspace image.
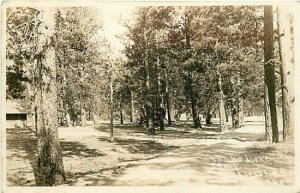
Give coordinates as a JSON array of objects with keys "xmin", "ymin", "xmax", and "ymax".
[
  {"xmin": 277, "ymin": 6, "xmax": 295, "ymax": 142},
  {"xmin": 264, "ymin": 6, "xmax": 279, "ymax": 143},
  {"xmin": 35, "ymin": 8, "xmax": 65, "ymax": 186}
]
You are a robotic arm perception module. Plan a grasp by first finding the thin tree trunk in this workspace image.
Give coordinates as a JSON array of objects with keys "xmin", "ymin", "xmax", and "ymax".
[
  {"xmin": 65, "ymin": 111, "xmax": 71, "ymax": 127},
  {"xmin": 232, "ymin": 103, "xmax": 238, "ymax": 129},
  {"xmin": 264, "ymin": 6, "xmax": 279, "ymax": 143},
  {"xmin": 205, "ymin": 109, "xmax": 212, "ymax": 125},
  {"xmin": 92, "ymin": 112, "xmax": 98, "ymax": 125},
  {"xmin": 165, "ymin": 72, "xmax": 172, "ymax": 125},
  {"xmin": 187, "ymin": 71, "xmax": 200, "ymax": 128},
  {"xmin": 237, "ymin": 72, "xmax": 244, "ymax": 128},
  {"xmin": 120, "ymin": 102, "xmax": 123, "ymax": 125},
  {"xmin": 225, "ymin": 105, "xmax": 229, "ymax": 123},
  {"xmin": 35, "ymin": 9, "xmax": 65, "ymax": 185},
  {"xmin": 218, "ymin": 72, "xmax": 228, "ymax": 132},
  {"xmin": 81, "ymin": 106, "xmax": 86, "ymax": 127},
  {"xmin": 130, "ymin": 91, "xmax": 135, "ymax": 123},
  {"xmin": 144, "ymin": 31, "xmax": 154, "ymax": 135},
  {"xmin": 156, "ymin": 53, "xmax": 164, "ymax": 131},
  {"xmin": 277, "ymin": 6, "xmax": 295, "ymax": 142},
  {"xmin": 238, "ymin": 98, "xmax": 244, "ymax": 127},
  {"xmin": 110, "ymin": 78, "xmax": 114, "ymax": 142},
  {"xmin": 184, "ymin": 13, "xmax": 200, "ymax": 129}
]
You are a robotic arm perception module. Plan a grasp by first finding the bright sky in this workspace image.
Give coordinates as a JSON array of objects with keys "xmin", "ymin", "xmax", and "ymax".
[{"xmin": 98, "ymin": 4, "xmax": 137, "ymax": 58}]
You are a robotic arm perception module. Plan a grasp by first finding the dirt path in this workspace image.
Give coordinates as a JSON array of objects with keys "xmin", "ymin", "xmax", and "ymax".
[{"xmin": 73, "ymin": 119, "xmax": 294, "ymax": 186}]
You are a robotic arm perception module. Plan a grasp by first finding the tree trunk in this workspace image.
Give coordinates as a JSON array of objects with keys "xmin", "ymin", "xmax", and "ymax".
[
  {"xmin": 92, "ymin": 112, "xmax": 98, "ymax": 125},
  {"xmin": 187, "ymin": 71, "xmax": 200, "ymax": 128},
  {"xmin": 184, "ymin": 14, "xmax": 200, "ymax": 129},
  {"xmin": 130, "ymin": 91, "xmax": 136, "ymax": 123},
  {"xmin": 238, "ymin": 98, "xmax": 244, "ymax": 128},
  {"xmin": 144, "ymin": 31, "xmax": 154, "ymax": 135},
  {"xmin": 110, "ymin": 78, "xmax": 114, "ymax": 142},
  {"xmin": 156, "ymin": 54, "xmax": 164, "ymax": 131},
  {"xmin": 120, "ymin": 104, "xmax": 123, "ymax": 125},
  {"xmin": 35, "ymin": 9, "xmax": 65, "ymax": 185},
  {"xmin": 205, "ymin": 110, "xmax": 212, "ymax": 125},
  {"xmin": 81, "ymin": 106, "xmax": 86, "ymax": 127},
  {"xmin": 225, "ymin": 105, "xmax": 229, "ymax": 123},
  {"xmin": 264, "ymin": 85, "xmax": 272, "ymax": 141},
  {"xmin": 237, "ymin": 72, "xmax": 244, "ymax": 128},
  {"xmin": 218, "ymin": 72, "xmax": 228, "ymax": 132},
  {"xmin": 65, "ymin": 111, "xmax": 71, "ymax": 127},
  {"xmin": 165, "ymin": 80, "xmax": 172, "ymax": 125},
  {"xmin": 232, "ymin": 104, "xmax": 238, "ymax": 129},
  {"xmin": 277, "ymin": 6, "xmax": 295, "ymax": 142},
  {"xmin": 264, "ymin": 6, "xmax": 279, "ymax": 143}
]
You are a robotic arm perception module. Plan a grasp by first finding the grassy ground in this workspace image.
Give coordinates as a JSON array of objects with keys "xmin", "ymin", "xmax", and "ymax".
[{"xmin": 6, "ymin": 117, "xmax": 294, "ymax": 186}]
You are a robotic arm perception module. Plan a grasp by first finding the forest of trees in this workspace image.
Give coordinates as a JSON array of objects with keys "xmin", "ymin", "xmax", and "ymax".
[{"xmin": 6, "ymin": 5, "xmax": 294, "ymax": 185}]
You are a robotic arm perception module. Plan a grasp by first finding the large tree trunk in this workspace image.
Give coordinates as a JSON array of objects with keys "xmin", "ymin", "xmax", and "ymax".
[
  {"xmin": 35, "ymin": 9, "xmax": 65, "ymax": 186},
  {"xmin": 277, "ymin": 6, "xmax": 295, "ymax": 142},
  {"xmin": 264, "ymin": 6, "xmax": 279, "ymax": 143},
  {"xmin": 218, "ymin": 72, "xmax": 228, "ymax": 132}
]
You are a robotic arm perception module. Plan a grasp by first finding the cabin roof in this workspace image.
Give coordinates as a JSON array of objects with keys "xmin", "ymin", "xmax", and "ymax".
[{"xmin": 6, "ymin": 100, "xmax": 27, "ymax": 114}]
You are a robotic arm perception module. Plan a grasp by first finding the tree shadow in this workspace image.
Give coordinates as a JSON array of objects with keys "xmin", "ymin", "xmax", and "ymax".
[
  {"xmin": 6, "ymin": 128, "xmax": 38, "ymax": 186},
  {"xmin": 60, "ymin": 140, "xmax": 106, "ymax": 158},
  {"xmin": 98, "ymin": 136, "xmax": 178, "ymax": 154}
]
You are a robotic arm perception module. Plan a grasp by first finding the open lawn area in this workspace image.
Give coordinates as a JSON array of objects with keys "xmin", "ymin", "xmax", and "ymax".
[{"xmin": 6, "ymin": 117, "xmax": 294, "ymax": 186}]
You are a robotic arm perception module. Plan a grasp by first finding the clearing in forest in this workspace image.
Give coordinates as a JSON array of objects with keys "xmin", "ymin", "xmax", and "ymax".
[{"xmin": 6, "ymin": 116, "xmax": 294, "ymax": 186}]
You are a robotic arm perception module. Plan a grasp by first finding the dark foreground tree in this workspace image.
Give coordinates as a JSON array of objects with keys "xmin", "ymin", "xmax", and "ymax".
[
  {"xmin": 35, "ymin": 8, "xmax": 66, "ymax": 185},
  {"xmin": 263, "ymin": 6, "xmax": 279, "ymax": 143}
]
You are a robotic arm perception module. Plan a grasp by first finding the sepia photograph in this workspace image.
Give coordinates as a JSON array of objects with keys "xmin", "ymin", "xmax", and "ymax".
[{"xmin": 1, "ymin": 1, "xmax": 299, "ymax": 192}]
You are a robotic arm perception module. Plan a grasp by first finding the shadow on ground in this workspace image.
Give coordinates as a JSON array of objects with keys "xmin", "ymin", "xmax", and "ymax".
[
  {"xmin": 97, "ymin": 136, "xmax": 178, "ymax": 154},
  {"xmin": 6, "ymin": 128, "xmax": 38, "ymax": 186},
  {"xmin": 61, "ymin": 140, "xmax": 106, "ymax": 158}
]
